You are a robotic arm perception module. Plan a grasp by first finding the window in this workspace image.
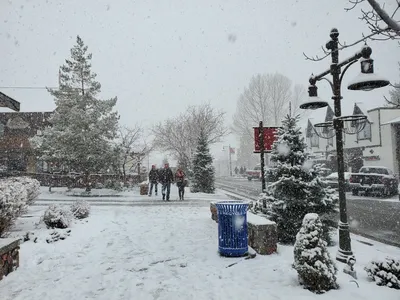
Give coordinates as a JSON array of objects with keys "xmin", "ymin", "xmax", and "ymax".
[
  {"xmin": 310, "ymin": 133, "xmax": 319, "ymax": 147},
  {"xmin": 357, "ymin": 121, "xmax": 371, "ymax": 140}
]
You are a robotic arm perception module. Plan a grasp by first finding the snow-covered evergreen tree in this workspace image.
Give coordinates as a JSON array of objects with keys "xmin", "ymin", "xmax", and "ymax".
[
  {"xmin": 293, "ymin": 213, "xmax": 338, "ymax": 293},
  {"xmin": 31, "ymin": 36, "xmax": 119, "ymax": 188},
  {"xmin": 365, "ymin": 257, "xmax": 400, "ymax": 289},
  {"xmin": 191, "ymin": 130, "xmax": 215, "ymax": 193},
  {"xmin": 258, "ymin": 115, "xmax": 337, "ymax": 244}
]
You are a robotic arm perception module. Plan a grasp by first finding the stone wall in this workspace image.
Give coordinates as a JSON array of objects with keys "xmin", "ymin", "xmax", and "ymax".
[
  {"xmin": 247, "ymin": 213, "xmax": 277, "ymax": 255},
  {"xmin": 0, "ymin": 238, "xmax": 20, "ymax": 280}
]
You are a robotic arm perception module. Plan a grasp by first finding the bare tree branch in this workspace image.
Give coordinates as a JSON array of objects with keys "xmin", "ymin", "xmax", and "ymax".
[
  {"xmin": 306, "ymin": 1, "xmax": 399, "ymax": 62},
  {"xmin": 113, "ymin": 125, "xmax": 151, "ymax": 180},
  {"xmin": 232, "ymin": 73, "xmax": 304, "ymax": 167},
  {"xmin": 303, "ymin": 27, "xmax": 390, "ymax": 61},
  {"xmin": 366, "ymin": 0, "xmax": 400, "ymax": 32},
  {"xmin": 345, "ymin": 0, "xmax": 400, "ymax": 40},
  {"xmin": 152, "ymin": 103, "xmax": 229, "ymax": 170}
]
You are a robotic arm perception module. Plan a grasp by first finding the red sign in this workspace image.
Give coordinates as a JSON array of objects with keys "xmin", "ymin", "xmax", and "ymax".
[{"xmin": 253, "ymin": 127, "xmax": 279, "ymax": 153}]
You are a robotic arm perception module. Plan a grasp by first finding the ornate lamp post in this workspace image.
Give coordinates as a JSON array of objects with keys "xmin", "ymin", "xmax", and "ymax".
[{"xmin": 300, "ymin": 28, "xmax": 390, "ymax": 263}]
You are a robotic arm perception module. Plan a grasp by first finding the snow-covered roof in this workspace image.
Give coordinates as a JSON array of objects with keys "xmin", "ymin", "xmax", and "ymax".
[{"xmin": 381, "ymin": 116, "xmax": 400, "ymax": 125}]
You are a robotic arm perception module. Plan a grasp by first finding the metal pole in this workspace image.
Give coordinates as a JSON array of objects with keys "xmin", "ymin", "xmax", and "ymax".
[
  {"xmin": 327, "ymin": 29, "xmax": 354, "ymax": 263},
  {"xmin": 229, "ymin": 145, "xmax": 232, "ymax": 177},
  {"xmin": 259, "ymin": 121, "xmax": 266, "ymax": 193}
]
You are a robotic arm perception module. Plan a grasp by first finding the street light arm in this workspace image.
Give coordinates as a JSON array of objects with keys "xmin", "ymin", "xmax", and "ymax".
[
  {"xmin": 337, "ymin": 51, "xmax": 363, "ymax": 69},
  {"xmin": 312, "ymin": 50, "xmax": 363, "ymax": 82},
  {"xmin": 339, "ymin": 59, "xmax": 359, "ymax": 88},
  {"xmin": 317, "ymin": 77, "xmax": 335, "ymax": 93}
]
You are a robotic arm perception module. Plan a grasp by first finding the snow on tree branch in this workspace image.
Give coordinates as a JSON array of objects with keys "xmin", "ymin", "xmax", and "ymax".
[
  {"xmin": 304, "ymin": 1, "xmax": 399, "ymax": 62},
  {"xmin": 346, "ymin": 0, "xmax": 400, "ymax": 40}
]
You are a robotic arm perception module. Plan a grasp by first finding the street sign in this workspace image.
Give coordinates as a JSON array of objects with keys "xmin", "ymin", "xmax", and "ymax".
[{"xmin": 253, "ymin": 126, "xmax": 280, "ymax": 153}]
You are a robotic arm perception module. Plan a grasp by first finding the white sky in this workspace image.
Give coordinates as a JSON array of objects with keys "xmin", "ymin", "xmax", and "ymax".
[{"xmin": 1, "ymin": 0, "xmax": 399, "ymax": 165}]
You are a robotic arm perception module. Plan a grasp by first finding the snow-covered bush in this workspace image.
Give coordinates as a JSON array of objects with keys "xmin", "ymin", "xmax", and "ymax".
[
  {"xmin": 293, "ymin": 213, "xmax": 338, "ymax": 294},
  {"xmin": 365, "ymin": 257, "xmax": 400, "ymax": 289},
  {"xmin": 43, "ymin": 205, "xmax": 72, "ymax": 229},
  {"xmin": 0, "ymin": 177, "xmax": 39, "ymax": 237},
  {"xmin": 70, "ymin": 200, "xmax": 90, "ymax": 219},
  {"xmin": 10, "ymin": 177, "xmax": 40, "ymax": 205}
]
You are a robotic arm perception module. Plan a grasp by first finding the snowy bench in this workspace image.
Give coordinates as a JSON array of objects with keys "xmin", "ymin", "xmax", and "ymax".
[
  {"xmin": 210, "ymin": 202, "xmax": 277, "ymax": 255},
  {"xmin": 0, "ymin": 238, "xmax": 20, "ymax": 280},
  {"xmin": 247, "ymin": 212, "xmax": 277, "ymax": 255}
]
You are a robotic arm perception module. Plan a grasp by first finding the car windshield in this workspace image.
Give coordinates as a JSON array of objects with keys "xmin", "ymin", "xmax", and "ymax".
[{"xmin": 360, "ymin": 168, "xmax": 389, "ymax": 175}]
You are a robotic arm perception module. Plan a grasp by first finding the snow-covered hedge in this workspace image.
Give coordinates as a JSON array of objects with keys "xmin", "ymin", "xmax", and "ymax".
[
  {"xmin": 0, "ymin": 177, "xmax": 41, "ymax": 237},
  {"xmin": 293, "ymin": 213, "xmax": 338, "ymax": 294},
  {"xmin": 365, "ymin": 257, "xmax": 400, "ymax": 289},
  {"xmin": 43, "ymin": 205, "xmax": 72, "ymax": 229},
  {"xmin": 71, "ymin": 200, "xmax": 90, "ymax": 219}
]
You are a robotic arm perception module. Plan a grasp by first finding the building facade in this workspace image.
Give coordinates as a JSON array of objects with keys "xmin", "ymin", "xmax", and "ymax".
[
  {"xmin": 306, "ymin": 104, "xmax": 400, "ymax": 176},
  {"xmin": 0, "ymin": 111, "xmax": 52, "ymax": 173}
]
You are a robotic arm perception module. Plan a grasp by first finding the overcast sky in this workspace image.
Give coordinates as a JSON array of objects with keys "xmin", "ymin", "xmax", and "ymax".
[{"xmin": 1, "ymin": 0, "xmax": 399, "ymax": 165}]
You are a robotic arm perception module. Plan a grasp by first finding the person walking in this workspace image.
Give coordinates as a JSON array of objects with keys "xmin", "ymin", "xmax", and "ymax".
[
  {"xmin": 148, "ymin": 165, "xmax": 159, "ymax": 196},
  {"xmin": 159, "ymin": 163, "xmax": 174, "ymax": 201},
  {"xmin": 175, "ymin": 167, "xmax": 186, "ymax": 200}
]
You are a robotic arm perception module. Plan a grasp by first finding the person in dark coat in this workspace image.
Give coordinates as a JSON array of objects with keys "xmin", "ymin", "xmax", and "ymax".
[
  {"xmin": 148, "ymin": 165, "xmax": 159, "ymax": 196},
  {"xmin": 175, "ymin": 167, "xmax": 186, "ymax": 200},
  {"xmin": 159, "ymin": 163, "xmax": 174, "ymax": 201}
]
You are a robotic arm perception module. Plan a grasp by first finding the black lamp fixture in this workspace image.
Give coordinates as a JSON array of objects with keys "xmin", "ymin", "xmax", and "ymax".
[{"xmin": 347, "ymin": 45, "xmax": 390, "ymax": 91}]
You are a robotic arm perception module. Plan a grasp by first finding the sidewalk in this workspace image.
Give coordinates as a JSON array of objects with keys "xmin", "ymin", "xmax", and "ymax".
[
  {"xmin": 2, "ymin": 194, "xmax": 400, "ymax": 300},
  {"xmin": 33, "ymin": 186, "xmax": 231, "ymax": 207}
]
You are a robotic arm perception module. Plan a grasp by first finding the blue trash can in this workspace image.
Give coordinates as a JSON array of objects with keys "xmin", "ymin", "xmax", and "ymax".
[{"xmin": 215, "ymin": 201, "xmax": 249, "ymax": 257}]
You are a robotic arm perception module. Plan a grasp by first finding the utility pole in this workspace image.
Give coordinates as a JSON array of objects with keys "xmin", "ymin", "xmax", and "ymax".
[{"xmin": 229, "ymin": 144, "xmax": 232, "ymax": 177}]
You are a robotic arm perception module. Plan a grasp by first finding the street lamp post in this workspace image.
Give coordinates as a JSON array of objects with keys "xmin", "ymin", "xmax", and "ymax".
[{"xmin": 300, "ymin": 28, "xmax": 389, "ymax": 263}]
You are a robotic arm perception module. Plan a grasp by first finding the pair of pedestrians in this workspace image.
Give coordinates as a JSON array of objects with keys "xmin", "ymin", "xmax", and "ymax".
[{"xmin": 148, "ymin": 164, "xmax": 186, "ymax": 201}]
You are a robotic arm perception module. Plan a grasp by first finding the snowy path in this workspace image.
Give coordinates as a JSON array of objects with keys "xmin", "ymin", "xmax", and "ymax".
[
  {"xmin": 31, "ymin": 186, "xmax": 223, "ymax": 207},
  {"xmin": 1, "ymin": 187, "xmax": 400, "ymax": 299},
  {"xmin": 1, "ymin": 204, "xmax": 400, "ymax": 299}
]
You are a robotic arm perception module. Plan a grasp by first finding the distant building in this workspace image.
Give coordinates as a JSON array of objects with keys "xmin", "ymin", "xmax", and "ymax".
[
  {"xmin": 305, "ymin": 104, "xmax": 400, "ymax": 176},
  {"xmin": 0, "ymin": 111, "xmax": 52, "ymax": 172}
]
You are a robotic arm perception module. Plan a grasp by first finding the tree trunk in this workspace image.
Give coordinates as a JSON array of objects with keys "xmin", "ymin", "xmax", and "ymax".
[
  {"xmin": 122, "ymin": 164, "xmax": 126, "ymax": 184},
  {"xmin": 84, "ymin": 171, "xmax": 91, "ymax": 192}
]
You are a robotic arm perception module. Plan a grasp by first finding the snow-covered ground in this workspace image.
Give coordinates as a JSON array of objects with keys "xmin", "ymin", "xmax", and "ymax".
[
  {"xmin": 0, "ymin": 188, "xmax": 399, "ymax": 299},
  {"xmin": 34, "ymin": 186, "xmax": 226, "ymax": 207}
]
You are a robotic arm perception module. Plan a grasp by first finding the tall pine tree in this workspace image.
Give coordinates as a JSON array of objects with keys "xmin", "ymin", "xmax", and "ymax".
[
  {"xmin": 260, "ymin": 115, "xmax": 337, "ymax": 244},
  {"xmin": 191, "ymin": 130, "xmax": 215, "ymax": 193},
  {"xmin": 31, "ymin": 36, "xmax": 119, "ymax": 188}
]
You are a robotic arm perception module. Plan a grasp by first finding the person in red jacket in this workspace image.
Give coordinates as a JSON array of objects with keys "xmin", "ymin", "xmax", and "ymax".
[{"xmin": 175, "ymin": 167, "xmax": 186, "ymax": 200}]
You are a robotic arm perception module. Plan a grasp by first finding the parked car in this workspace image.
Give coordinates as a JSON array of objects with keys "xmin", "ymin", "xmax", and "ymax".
[
  {"xmin": 324, "ymin": 172, "xmax": 351, "ymax": 192},
  {"xmin": 349, "ymin": 166, "xmax": 398, "ymax": 197},
  {"xmin": 246, "ymin": 165, "xmax": 261, "ymax": 181}
]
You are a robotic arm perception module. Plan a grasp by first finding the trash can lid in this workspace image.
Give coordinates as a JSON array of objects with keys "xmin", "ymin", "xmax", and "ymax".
[{"xmin": 216, "ymin": 200, "xmax": 249, "ymax": 205}]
